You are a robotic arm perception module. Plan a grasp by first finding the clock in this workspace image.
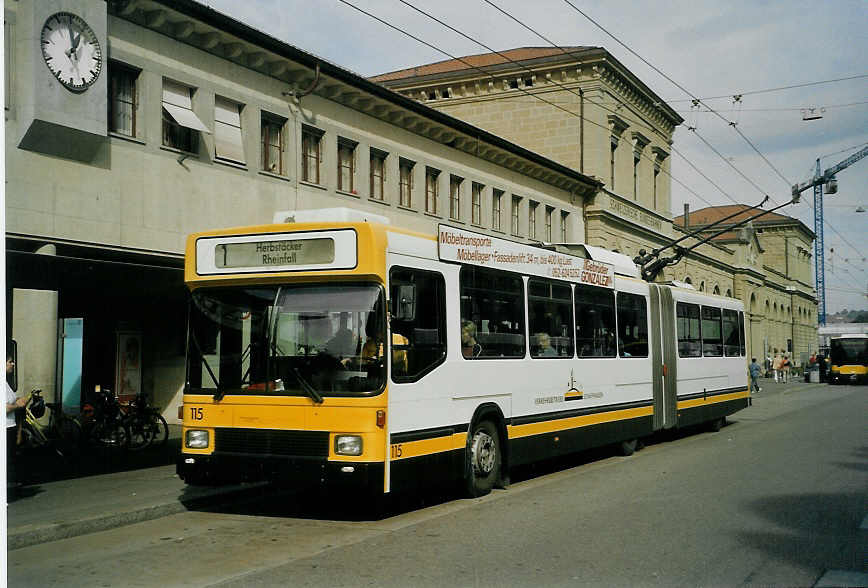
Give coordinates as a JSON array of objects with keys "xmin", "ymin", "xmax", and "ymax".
[{"xmin": 40, "ymin": 12, "xmax": 103, "ymax": 92}]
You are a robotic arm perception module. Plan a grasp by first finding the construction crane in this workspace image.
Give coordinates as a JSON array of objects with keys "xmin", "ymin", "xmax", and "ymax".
[{"xmin": 791, "ymin": 145, "xmax": 868, "ymax": 326}]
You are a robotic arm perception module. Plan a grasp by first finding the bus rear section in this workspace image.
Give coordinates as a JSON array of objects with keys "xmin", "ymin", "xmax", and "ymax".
[
  {"xmin": 177, "ymin": 221, "xmax": 391, "ymax": 493},
  {"xmin": 829, "ymin": 335, "xmax": 868, "ymax": 384}
]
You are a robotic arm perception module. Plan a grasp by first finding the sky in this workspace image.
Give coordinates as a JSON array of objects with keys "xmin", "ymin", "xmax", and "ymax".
[{"xmin": 205, "ymin": 0, "xmax": 868, "ymax": 312}]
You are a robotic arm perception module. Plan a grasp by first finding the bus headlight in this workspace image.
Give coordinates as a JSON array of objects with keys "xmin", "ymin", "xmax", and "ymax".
[
  {"xmin": 335, "ymin": 435, "xmax": 363, "ymax": 456},
  {"xmin": 185, "ymin": 430, "xmax": 209, "ymax": 449}
]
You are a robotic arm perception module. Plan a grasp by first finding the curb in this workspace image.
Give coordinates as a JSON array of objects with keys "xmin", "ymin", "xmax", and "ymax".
[{"xmin": 8, "ymin": 481, "xmax": 268, "ymax": 550}]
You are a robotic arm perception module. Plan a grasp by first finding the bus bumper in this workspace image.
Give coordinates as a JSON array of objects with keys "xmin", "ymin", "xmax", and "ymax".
[{"xmin": 177, "ymin": 453, "xmax": 384, "ymax": 490}]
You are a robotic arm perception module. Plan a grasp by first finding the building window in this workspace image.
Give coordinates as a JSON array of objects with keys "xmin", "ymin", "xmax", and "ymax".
[
  {"xmin": 214, "ymin": 96, "xmax": 245, "ymax": 164},
  {"xmin": 610, "ymin": 139, "xmax": 617, "ymax": 189},
  {"xmin": 425, "ymin": 167, "xmax": 440, "ymax": 214},
  {"xmin": 492, "ymin": 189, "xmax": 503, "ymax": 230},
  {"xmin": 399, "ymin": 158, "xmax": 414, "ymax": 207},
  {"xmin": 561, "ymin": 211, "xmax": 569, "ymax": 242},
  {"xmin": 527, "ymin": 201, "xmax": 538, "ymax": 239},
  {"xmin": 162, "ymin": 79, "xmax": 207, "ymax": 153},
  {"xmin": 109, "ymin": 63, "xmax": 138, "ymax": 137},
  {"xmin": 449, "ymin": 175, "xmax": 462, "ymax": 220},
  {"xmin": 633, "ymin": 155, "xmax": 640, "ymax": 200},
  {"xmin": 301, "ymin": 125, "xmax": 323, "ymax": 184},
  {"xmin": 370, "ymin": 148, "xmax": 387, "ymax": 201},
  {"xmin": 511, "ymin": 195, "xmax": 521, "ymax": 236},
  {"xmin": 545, "ymin": 206, "xmax": 553, "ymax": 241},
  {"xmin": 471, "ymin": 183, "xmax": 483, "ymax": 226},
  {"xmin": 337, "ymin": 138, "xmax": 357, "ymax": 193},
  {"xmin": 261, "ymin": 113, "xmax": 285, "ymax": 175},
  {"xmin": 653, "ymin": 167, "xmax": 660, "ymax": 209}
]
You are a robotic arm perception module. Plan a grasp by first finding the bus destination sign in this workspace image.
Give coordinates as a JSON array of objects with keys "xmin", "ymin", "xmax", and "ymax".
[
  {"xmin": 215, "ymin": 238, "xmax": 335, "ymax": 268},
  {"xmin": 438, "ymin": 225, "xmax": 614, "ymax": 288}
]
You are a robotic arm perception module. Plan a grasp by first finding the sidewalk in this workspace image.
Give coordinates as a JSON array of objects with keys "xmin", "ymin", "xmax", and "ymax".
[
  {"xmin": 6, "ymin": 428, "xmax": 266, "ymax": 550},
  {"xmin": 6, "ymin": 463, "xmax": 264, "ymax": 549}
]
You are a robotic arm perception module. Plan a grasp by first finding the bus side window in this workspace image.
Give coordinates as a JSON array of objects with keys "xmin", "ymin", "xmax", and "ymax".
[
  {"xmin": 575, "ymin": 285, "xmax": 616, "ymax": 358},
  {"xmin": 701, "ymin": 306, "xmax": 723, "ymax": 357},
  {"xmin": 459, "ymin": 266, "xmax": 525, "ymax": 359},
  {"xmin": 389, "ymin": 267, "xmax": 447, "ymax": 382},
  {"xmin": 676, "ymin": 302, "xmax": 701, "ymax": 357},
  {"xmin": 616, "ymin": 292, "xmax": 648, "ymax": 358}
]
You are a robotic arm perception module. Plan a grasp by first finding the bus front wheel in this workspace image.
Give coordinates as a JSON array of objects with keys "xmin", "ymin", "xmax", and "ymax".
[{"xmin": 465, "ymin": 420, "xmax": 501, "ymax": 498}]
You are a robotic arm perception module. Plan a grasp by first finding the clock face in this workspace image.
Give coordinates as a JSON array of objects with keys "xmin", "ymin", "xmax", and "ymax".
[{"xmin": 40, "ymin": 12, "xmax": 102, "ymax": 92}]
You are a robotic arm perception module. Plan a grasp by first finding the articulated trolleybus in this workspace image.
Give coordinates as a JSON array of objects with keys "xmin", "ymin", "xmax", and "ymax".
[{"xmin": 178, "ymin": 208, "xmax": 749, "ymax": 499}]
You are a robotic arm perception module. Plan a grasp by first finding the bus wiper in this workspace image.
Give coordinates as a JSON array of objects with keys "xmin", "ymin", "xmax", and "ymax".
[
  {"xmin": 189, "ymin": 329, "xmax": 224, "ymax": 401},
  {"xmin": 292, "ymin": 367, "xmax": 324, "ymax": 404}
]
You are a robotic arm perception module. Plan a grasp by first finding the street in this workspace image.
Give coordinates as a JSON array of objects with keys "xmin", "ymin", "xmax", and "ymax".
[{"xmin": 8, "ymin": 381, "xmax": 867, "ymax": 587}]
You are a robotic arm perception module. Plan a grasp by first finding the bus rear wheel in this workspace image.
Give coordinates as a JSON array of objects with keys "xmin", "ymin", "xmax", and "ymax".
[{"xmin": 465, "ymin": 420, "xmax": 501, "ymax": 498}]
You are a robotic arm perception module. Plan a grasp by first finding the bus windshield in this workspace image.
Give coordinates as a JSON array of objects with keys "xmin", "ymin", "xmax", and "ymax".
[
  {"xmin": 830, "ymin": 338, "xmax": 868, "ymax": 366},
  {"xmin": 187, "ymin": 283, "xmax": 386, "ymax": 397}
]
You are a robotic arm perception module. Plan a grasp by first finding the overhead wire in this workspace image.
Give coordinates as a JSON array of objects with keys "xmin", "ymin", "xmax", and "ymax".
[
  {"xmin": 392, "ymin": 0, "xmax": 744, "ymax": 207},
  {"xmin": 665, "ymin": 73, "xmax": 868, "ymax": 103},
  {"xmin": 337, "ymin": 0, "xmax": 727, "ymax": 209},
  {"xmin": 559, "ymin": 0, "xmax": 794, "ymax": 198}
]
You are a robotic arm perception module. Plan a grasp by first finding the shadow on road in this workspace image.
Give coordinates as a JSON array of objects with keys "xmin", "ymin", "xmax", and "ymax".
[{"xmin": 737, "ymin": 490, "xmax": 866, "ymax": 576}]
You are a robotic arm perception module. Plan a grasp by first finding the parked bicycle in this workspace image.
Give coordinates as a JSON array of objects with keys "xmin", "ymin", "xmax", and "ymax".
[
  {"xmin": 17, "ymin": 389, "xmax": 82, "ymax": 458},
  {"xmin": 80, "ymin": 387, "xmax": 131, "ymax": 450},
  {"xmin": 120, "ymin": 393, "xmax": 169, "ymax": 450}
]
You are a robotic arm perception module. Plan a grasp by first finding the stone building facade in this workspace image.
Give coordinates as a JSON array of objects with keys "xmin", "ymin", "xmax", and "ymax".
[
  {"xmin": 4, "ymin": 1, "xmax": 598, "ymax": 419},
  {"xmin": 372, "ymin": 47, "xmax": 819, "ymax": 365}
]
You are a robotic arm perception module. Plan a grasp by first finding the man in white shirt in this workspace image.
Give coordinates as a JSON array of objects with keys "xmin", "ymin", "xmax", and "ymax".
[{"xmin": 6, "ymin": 355, "xmax": 27, "ymax": 487}]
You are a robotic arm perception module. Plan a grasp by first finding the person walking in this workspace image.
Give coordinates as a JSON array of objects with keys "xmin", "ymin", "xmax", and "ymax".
[
  {"xmin": 772, "ymin": 354, "xmax": 782, "ymax": 383},
  {"xmin": 781, "ymin": 355, "xmax": 791, "ymax": 384},
  {"xmin": 749, "ymin": 358, "xmax": 762, "ymax": 394}
]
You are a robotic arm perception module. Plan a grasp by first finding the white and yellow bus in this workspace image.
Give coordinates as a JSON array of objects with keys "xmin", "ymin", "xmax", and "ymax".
[
  {"xmin": 177, "ymin": 208, "xmax": 749, "ymax": 498},
  {"xmin": 828, "ymin": 334, "xmax": 868, "ymax": 384}
]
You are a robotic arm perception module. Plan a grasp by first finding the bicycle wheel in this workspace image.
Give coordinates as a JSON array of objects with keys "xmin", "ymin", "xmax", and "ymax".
[
  {"xmin": 126, "ymin": 415, "xmax": 155, "ymax": 451},
  {"xmin": 149, "ymin": 412, "xmax": 170, "ymax": 447},
  {"xmin": 90, "ymin": 420, "xmax": 130, "ymax": 449}
]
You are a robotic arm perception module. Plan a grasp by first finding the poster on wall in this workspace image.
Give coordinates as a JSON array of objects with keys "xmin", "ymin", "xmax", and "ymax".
[{"xmin": 115, "ymin": 331, "xmax": 142, "ymax": 402}]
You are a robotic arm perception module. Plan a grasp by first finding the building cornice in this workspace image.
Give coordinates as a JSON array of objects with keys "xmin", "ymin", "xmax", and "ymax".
[{"xmin": 111, "ymin": 0, "xmax": 602, "ymax": 196}]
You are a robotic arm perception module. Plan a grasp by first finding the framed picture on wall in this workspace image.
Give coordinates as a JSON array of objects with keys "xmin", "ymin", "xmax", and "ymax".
[{"xmin": 115, "ymin": 331, "xmax": 142, "ymax": 402}]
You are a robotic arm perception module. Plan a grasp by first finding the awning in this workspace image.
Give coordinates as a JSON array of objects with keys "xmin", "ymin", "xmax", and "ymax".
[{"xmin": 162, "ymin": 102, "xmax": 211, "ymax": 133}]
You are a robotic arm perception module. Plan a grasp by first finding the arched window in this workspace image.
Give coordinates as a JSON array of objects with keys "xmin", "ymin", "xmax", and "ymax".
[
  {"xmin": 726, "ymin": 289, "xmax": 733, "ymax": 298},
  {"xmin": 713, "ymin": 285, "xmax": 720, "ymax": 296},
  {"xmin": 699, "ymin": 281, "xmax": 705, "ymax": 292},
  {"xmin": 684, "ymin": 276, "xmax": 692, "ymax": 285}
]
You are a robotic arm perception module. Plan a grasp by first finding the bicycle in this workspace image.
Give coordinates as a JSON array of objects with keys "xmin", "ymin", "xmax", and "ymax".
[
  {"xmin": 120, "ymin": 393, "xmax": 169, "ymax": 450},
  {"xmin": 80, "ymin": 387, "xmax": 131, "ymax": 450},
  {"xmin": 18, "ymin": 389, "xmax": 82, "ymax": 458}
]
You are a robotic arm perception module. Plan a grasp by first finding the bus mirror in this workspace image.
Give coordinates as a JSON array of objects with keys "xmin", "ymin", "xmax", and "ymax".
[
  {"xmin": 393, "ymin": 285, "xmax": 416, "ymax": 321},
  {"xmin": 6, "ymin": 339, "xmax": 18, "ymax": 392}
]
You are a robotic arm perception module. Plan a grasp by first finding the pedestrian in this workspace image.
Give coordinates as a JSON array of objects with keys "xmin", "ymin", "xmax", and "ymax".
[
  {"xmin": 749, "ymin": 358, "xmax": 762, "ymax": 394},
  {"xmin": 6, "ymin": 353, "xmax": 27, "ymax": 489},
  {"xmin": 781, "ymin": 355, "xmax": 791, "ymax": 384},
  {"xmin": 772, "ymin": 354, "xmax": 782, "ymax": 383}
]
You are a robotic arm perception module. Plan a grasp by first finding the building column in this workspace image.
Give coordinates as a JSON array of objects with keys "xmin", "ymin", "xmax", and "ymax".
[{"xmin": 12, "ymin": 288, "xmax": 58, "ymax": 402}]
